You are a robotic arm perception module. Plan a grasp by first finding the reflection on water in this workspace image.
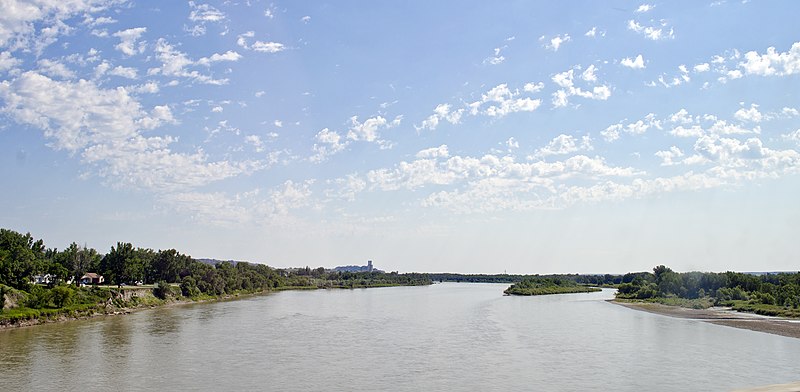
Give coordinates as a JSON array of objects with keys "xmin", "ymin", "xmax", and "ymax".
[{"xmin": 1, "ymin": 284, "xmax": 799, "ymax": 391}]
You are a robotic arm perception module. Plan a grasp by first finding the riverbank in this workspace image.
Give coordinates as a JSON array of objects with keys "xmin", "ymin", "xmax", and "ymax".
[
  {"xmin": 0, "ymin": 282, "xmax": 430, "ymax": 330},
  {"xmin": 0, "ymin": 287, "xmax": 255, "ymax": 330},
  {"xmin": 612, "ymin": 300, "xmax": 800, "ymax": 339}
]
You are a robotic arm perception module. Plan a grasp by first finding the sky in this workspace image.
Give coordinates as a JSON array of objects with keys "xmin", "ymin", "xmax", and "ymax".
[{"xmin": 1, "ymin": 1, "xmax": 799, "ymax": 274}]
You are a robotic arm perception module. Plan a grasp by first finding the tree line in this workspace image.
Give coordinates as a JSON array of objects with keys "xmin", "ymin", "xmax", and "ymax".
[
  {"xmin": 0, "ymin": 228, "xmax": 431, "ymax": 316},
  {"xmin": 616, "ymin": 265, "xmax": 800, "ymax": 312}
]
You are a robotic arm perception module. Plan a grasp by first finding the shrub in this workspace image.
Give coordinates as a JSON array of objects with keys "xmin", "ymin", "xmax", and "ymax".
[
  {"xmin": 50, "ymin": 285, "xmax": 75, "ymax": 308},
  {"xmin": 153, "ymin": 281, "xmax": 175, "ymax": 299}
]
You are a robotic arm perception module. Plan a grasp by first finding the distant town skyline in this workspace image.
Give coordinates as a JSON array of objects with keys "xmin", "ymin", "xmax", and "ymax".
[{"xmin": 1, "ymin": 1, "xmax": 799, "ymax": 274}]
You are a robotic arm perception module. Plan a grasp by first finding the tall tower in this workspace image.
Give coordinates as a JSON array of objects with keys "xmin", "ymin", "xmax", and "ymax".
[{"xmin": 367, "ymin": 260, "xmax": 373, "ymax": 272}]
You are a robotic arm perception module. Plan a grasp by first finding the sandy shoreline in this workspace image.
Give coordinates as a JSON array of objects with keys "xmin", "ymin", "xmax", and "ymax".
[{"xmin": 611, "ymin": 300, "xmax": 800, "ymax": 339}]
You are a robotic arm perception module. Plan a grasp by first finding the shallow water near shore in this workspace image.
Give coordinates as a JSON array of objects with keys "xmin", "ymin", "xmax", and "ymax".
[{"xmin": 1, "ymin": 283, "xmax": 799, "ymax": 391}]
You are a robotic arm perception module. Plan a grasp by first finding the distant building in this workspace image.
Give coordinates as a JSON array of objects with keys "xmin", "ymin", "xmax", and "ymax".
[
  {"xmin": 80, "ymin": 273, "xmax": 104, "ymax": 285},
  {"xmin": 31, "ymin": 274, "xmax": 54, "ymax": 285},
  {"xmin": 333, "ymin": 260, "xmax": 382, "ymax": 273}
]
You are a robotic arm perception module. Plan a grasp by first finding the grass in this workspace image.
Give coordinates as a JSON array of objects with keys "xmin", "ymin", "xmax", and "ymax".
[{"xmin": 724, "ymin": 300, "xmax": 800, "ymax": 318}]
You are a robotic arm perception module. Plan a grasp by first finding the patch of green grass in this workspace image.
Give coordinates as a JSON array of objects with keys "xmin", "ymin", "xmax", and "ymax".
[{"xmin": 724, "ymin": 300, "xmax": 800, "ymax": 318}]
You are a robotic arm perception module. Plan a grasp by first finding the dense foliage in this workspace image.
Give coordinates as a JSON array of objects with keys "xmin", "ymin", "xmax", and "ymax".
[
  {"xmin": 0, "ymin": 228, "xmax": 431, "ymax": 322},
  {"xmin": 504, "ymin": 276, "xmax": 602, "ymax": 296},
  {"xmin": 616, "ymin": 265, "xmax": 800, "ymax": 316},
  {"xmin": 430, "ymin": 273, "xmax": 622, "ymax": 285}
]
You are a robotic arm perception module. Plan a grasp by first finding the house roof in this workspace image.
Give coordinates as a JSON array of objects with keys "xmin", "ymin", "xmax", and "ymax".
[{"xmin": 82, "ymin": 273, "xmax": 102, "ymax": 279}]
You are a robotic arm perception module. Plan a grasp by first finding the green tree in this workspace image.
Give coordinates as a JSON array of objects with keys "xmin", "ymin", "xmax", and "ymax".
[
  {"xmin": 153, "ymin": 280, "xmax": 175, "ymax": 299},
  {"xmin": 0, "ymin": 229, "xmax": 47, "ymax": 290},
  {"xmin": 50, "ymin": 285, "xmax": 75, "ymax": 308},
  {"xmin": 102, "ymin": 242, "xmax": 135, "ymax": 286}
]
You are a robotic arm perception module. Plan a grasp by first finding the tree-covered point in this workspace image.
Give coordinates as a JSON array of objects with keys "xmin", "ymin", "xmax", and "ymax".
[
  {"xmin": 0, "ymin": 228, "xmax": 431, "ymax": 322},
  {"xmin": 616, "ymin": 265, "xmax": 800, "ymax": 317},
  {"xmin": 504, "ymin": 276, "xmax": 602, "ymax": 296}
]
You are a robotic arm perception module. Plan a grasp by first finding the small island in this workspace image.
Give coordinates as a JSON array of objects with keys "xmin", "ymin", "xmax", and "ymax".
[{"xmin": 504, "ymin": 276, "xmax": 601, "ymax": 296}]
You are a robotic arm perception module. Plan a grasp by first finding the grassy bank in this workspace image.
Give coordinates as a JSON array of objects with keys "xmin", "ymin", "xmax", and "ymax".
[{"xmin": 0, "ymin": 281, "xmax": 431, "ymax": 329}]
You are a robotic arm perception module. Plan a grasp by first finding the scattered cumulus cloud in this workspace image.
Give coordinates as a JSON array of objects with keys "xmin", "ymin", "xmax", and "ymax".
[
  {"xmin": 621, "ymin": 54, "xmax": 645, "ymax": 69},
  {"xmin": 542, "ymin": 34, "xmax": 571, "ymax": 51},
  {"xmin": 627, "ymin": 19, "xmax": 674, "ymax": 41},
  {"xmin": 739, "ymin": 42, "xmax": 800, "ymax": 76},
  {"xmin": 112, "ymin": 27, "xmax": 147, "ymax": 56},
  {"xmin": 531, "ymin": 134, "xmax": 593, "ymax": 159},
  {"xmin": 551, "ymin": 67, "xmax": 612, "ymax": 108}
]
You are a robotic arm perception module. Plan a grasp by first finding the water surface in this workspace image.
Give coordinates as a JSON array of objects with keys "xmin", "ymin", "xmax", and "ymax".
[{"xmin": 2, "ymin": 283, "xmax": 798, "ymax": 391}]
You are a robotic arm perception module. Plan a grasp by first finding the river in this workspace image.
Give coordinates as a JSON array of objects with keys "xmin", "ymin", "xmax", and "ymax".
[{"xmin": 1, "ymin": 283, "xmax": 799, "ymax": 391}]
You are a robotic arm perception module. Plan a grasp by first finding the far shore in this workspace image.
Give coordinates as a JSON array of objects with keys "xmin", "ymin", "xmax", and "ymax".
[{"xmin": 611, "ymin": 300, "xmax": 800, "ymax": 340}]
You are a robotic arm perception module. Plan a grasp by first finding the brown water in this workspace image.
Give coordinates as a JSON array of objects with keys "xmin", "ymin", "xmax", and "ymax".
[{"xmin": 1, "ymin": 283, "xmax": 799, "ymax": 391}]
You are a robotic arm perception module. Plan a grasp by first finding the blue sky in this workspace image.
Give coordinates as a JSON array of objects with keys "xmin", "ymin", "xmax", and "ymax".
[{"xmin": 1, "ymin": 0, "xmax": 799, "ymax": 274}]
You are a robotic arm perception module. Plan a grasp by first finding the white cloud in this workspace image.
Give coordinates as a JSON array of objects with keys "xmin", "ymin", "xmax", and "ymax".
[
  {"xmin": 0, "ymin": 51, "xmax": 21, "ymax": 72},
  {"xmin": 585, "ymin": 27, "xmax": 598, "ymax": 37},
  {"xmin": 782, "ymin": 129, "xmax": 800, "ymax": 144},
  {"xmin": 112, "ymin": 27, "xmax": 147, "ymax": 56},
  {"xmin": 601, "ymin": 113, "xmax": 661, "ymax": 142},
  {"xmin": 545, "ymin": 34, "xmax": 571, "ymax": 51},
  {"xmin": 655, "ymin": 146, "xmax": 684, "ymax": 166},
  {"xmin": 484, "ymin": 47, "xmax": 506, "ymax": 65},
  {"xmin": 325, "ymin": 174, "xmax": 366, "ymax": 202},
  {"xmin": 188, "ymin": 2, "xmax": 225, "ymax": 22},
  {"xmin": 84, "ymin": 15, "xmax": 117, "ymax": 28},
  {"xmin": 0, "ymin": 71, "xmax": 146, "ymax": 151},
  {"xmin": 506, "ymin": 137, "xmax": 519, "ymax": 150},
  {"xmin": 621, "ymin": 54, "xmax": 645, "ymax": 69},
  {"xmin": 693, "ymin": 63, "xmax": 710, "ymax": 72},
  {"xmin": 551, "ymin": 68, "xmax": 612, "ymax": 108},
  {"xmin": 782, "ymin": 107, "xmax": 799, "ymax": 117},
  {"xmin": 416, "ymin": 145, "xmax": 450, "ymax": 159},
  {"xmin": 739, "ymin": 42, "xmax": 800, "ymax": 76},
  {"xmin": 417, "ymin": 103, "xmax": 464, "ymax": 131},
  {"xmin": 108, "ymin": 65, "xmax": 138, "ymax": 79},
  {"xmin": 245, "ymin": 134, "xmax": 264, "ymax": 152},
  {"xmin": 347, "ymin": 115, "xmax": 401, "ymax": 143},
  {"xmin": 252, "ymin": 41, "xmax": 285, "ymax": 53},
  {"xmin": 149, "ymin": 38, "xmax": 228, "ymax": 85},
  {"xmin": 670, "ymin": 125, "xmax": 704, "ymax": 138},
  {"xmin": 627, "ymin": 19, "xmax": 674, "ymax": 41},
  {"xmin": 669, "ymin": 108, "xmax": 694, "ymax": 124},
  {"xmin": 523, "ymin": 82, "xmax": 544, "ymax": 93},
  {"xmin": 197, "ymin": 51, "xmax": 242, "ymax": 66},
  {"xmin": 532, "ymin": 134, "xmax": 593, "ymax": 158},
  {"xmin": 0, "ymin": 0, "xmax": 117, "ymax": 52},
  {"xmin": 237, "ymin": 31, "xmax": 285, "ymax": 53},
  {"xmin": 734, "ymin": 104, "xmax": 763, "ymax": 123},
  {"xmin": 582, "ymin": 64, "xmax": 598, "ymax": 82},
  {"xmin": 635, "ymin": 4, "xmax": 655, "ymax": 13},
  {"xmin": 301, "ymin": 16, "xmax": 311, "ymax": 23},
  {"xmin": 36, "ymin": 58, "xmax": 75, "ymax": 79},
  {"xmin": 271, "ymin": 180, "xmax": 315, "ymax": 214},
  {"xmin": 311, "ymin": 128, "xmax": 349, "ymax": 162},
  {"xmin": 0, "ymin": 71, "xmax": 260, "ymax": 192}
]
